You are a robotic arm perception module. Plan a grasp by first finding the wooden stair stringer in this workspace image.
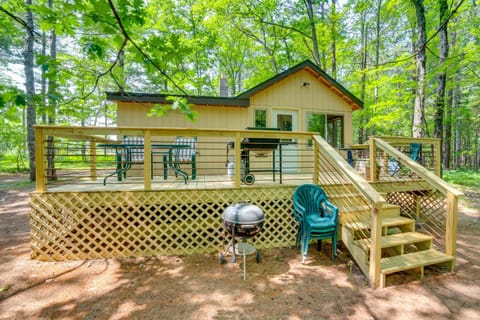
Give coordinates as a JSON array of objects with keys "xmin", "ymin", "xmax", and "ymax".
[
  {"xmin": 380, "ymin": 249, "xmax": 454, "ymax": 288},
  {"xmin": 341, "ymin": 216, "xmax": 420, "ymax": 278},
  {"xmin": 342, "ymin": 214, "xmax": 454, "ymax": 287}
]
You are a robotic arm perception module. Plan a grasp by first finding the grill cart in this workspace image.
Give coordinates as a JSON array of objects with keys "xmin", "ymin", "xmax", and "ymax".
[{"xmin": 225, "ymin": 128, "xmax": 281, "ymax": 185}]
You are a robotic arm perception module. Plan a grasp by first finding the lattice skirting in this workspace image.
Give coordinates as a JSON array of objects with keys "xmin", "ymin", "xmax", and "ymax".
[
  {"xmin": 386, "ymin": 190, "xmax": 447, "ymax": 247},
  {"xmin": 386, "ymin": 190, "xmax": 446, "ymax": 222},
  {"xmin": 29, "ymin": 187, "xmax": 298, "ymax": 261}
]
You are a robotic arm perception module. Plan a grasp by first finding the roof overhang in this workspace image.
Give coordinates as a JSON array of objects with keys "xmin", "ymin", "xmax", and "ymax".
[
  {"xmin": 106, "ymin": 92, "xmax": 250, "ymax": 107},
  {"xmin": 106, "ymin": 60, "xmax": 363, "ymax": 111},
  {"xmin": 236, "ymin": 60, "xmax": 363, "ymax": 110}
]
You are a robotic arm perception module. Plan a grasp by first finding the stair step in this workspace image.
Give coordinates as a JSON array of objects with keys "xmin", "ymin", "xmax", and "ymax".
[
  {"xmin": 339, "ymin": 203, "xmax": 399, "ymax": 214},
  {"xmin": 380, "ymin": 249, "xmax": 454, "ymax": 288},
  {"xmin": 355, "ymin": 232, "xmax": 432, "ymax": 250},
  {"xmin": 339, "ymin": 204, "xmax": 401, "ymax": 225},
  {"xmin": 344, "ymin": 216, "xmax": 414, "ymax": 232}
]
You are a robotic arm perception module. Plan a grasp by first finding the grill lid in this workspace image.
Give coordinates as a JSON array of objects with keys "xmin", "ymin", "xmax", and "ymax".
[{"xmin": 222, "ymin": 203, "xmax": 264, "ymax": 224}]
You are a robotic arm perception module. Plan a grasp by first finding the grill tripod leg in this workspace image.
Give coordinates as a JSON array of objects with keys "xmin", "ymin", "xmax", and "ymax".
[
  {"xmin": 243, "ymin": 244, "xmax": 247, "ymax": 280},
  {"xmin": 231, "ymin": 228, "xmax": 237, "ymax": 263}
]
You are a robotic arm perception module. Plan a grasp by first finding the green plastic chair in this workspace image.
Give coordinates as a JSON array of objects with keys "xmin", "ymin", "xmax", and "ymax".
[
  {"xmin": 410, "ymin": 143, "xmax": 422, "ymax": 162},
  {"xmin": 293, "ymin": 184, "xmax": 339, "ymax": 263}
]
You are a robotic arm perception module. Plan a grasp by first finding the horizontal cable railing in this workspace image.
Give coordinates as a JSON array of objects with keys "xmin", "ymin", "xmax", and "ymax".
[
  {"xmin": 34, "ymin": 126, "xmax": 317, "ymax": 191},
  {"xmin": 372, "ymin": 137, "xmax": 462, "ymax": 258},
  {"xmin": 313, "ymin": 135, "xmax": 385, "ymax": 286},
  {"xmin": 345, "ymin": 136, "xmax": 441, "ymax": 182}
]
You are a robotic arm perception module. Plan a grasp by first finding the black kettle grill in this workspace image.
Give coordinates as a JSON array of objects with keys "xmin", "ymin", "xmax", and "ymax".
[{"xmin": 220, "ymin": 203, "xmax": 265, "ymax": 279}]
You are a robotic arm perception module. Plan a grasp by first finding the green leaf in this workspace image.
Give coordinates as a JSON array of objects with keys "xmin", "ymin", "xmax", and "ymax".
[
  {"xmin": 84, "ymin": 42, "xmax": 105, "ymax": 59},
  {"xmin": 148, "ymin": 97, "xmax": 197, "ymax": 122}
]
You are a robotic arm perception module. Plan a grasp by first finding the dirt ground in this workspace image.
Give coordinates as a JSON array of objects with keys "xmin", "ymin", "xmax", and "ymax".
[{"xmin": 1, "ymin": 175, "xmax": 479, "ymax": 320}]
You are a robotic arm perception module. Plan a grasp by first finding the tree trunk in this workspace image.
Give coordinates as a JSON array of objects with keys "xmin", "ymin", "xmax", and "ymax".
[
  {"xmin": 47, "ymin": 0, "xmax": 57, "ymax": 181},
  {"xmin": 319, "ymin": 1, "xmax": 327, "ymax": 70},
  {"xmin": 304, "ymin": 0, "xmax": 320, "ymax": 65},
  {"xmin": 411, "ymin": 0, "xmax": 427, "ymax": 138},
  {"xmin": 330, "ymin": 0, "xmax": 337, "ymax": 79},
  {"xmin": 453, "ymin": 88, "xmax": 461, "ymax": 169},
  {"xmin": 444, "ymin": 86, "xmax": 453, "ymax": 169},
  {"xmin": 24, "ymin": 0, "xmax": 36, "ymax": 181},
  {"xmin": 443, "ymin": 22, "xmax": 457, "ymax": 169},
  {"xmin": 434, "ymin": 0, "xmax": 449, "ymax": 142},
  {"xmin": 41, "ymin": 31, "xmax": 47, "ymax": 124},
  {"xmin": 372, "ymin": 0, "xmax": 383, "ymax": 137},
  {"xmin": 358, "ymin": 7, "xmax": 368, "ymax": 144}
]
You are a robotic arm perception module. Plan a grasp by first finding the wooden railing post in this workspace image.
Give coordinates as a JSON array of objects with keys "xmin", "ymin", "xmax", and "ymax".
[
  {"xmin": 35, "ymin": 127, "xmax": 46, "ymax": 192},
  {"xmin": 143, "ymin": 129, "xmax": 152, "ymax": 190},
  {"xmin": 446, "ymin": 191, "xmax": 458, "ymax": 269},
  {"xmin": 369, "ymin": 138, "xmax": 377, "ymax": 182},
  {"xmin": 369, "ymin": 205, "xmax": 382, "ymax": 288},
  {"xmin": 234, "ymin": 132, "xmax": 241, "ymax": 188},
  {"xmin": 313, "ymin": 135, "xmax": 319, "ymax": 184},
  {"xmin": 433, "ymin": 139, "xmax": 442, "ymax": 177},
  {"xmin": 90, "ymin": 138, "xmax": 96, "ymax": 181}
]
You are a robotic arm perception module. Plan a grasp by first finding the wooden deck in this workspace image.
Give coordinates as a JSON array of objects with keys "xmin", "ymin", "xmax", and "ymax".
[
  {"xmin": 46, "ymin": 173, "xmax": 314, "ymax": 192},
  {"xmin": 30, "ymin": 126, "xmax": 460, "ymax": 288}
]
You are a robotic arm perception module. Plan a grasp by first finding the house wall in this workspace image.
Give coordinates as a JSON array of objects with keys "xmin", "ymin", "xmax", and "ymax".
[
  {"xmin": 117, "ymin": 72, "xmax": 354, "ymax": 145},
  {"xmin": 117, "ymin": 103, "xmax": 250, "ymax": 177},
  {"xmin": 117, "ymin": 102, "xmax": 249, "ymax": 129},
  {"xmin": 114, "ymin": 68, "xmax": 357, "ymax": 177},
  {"xmin": 249, "ymin": 69, "xmax": 354, "ymax": 147}
]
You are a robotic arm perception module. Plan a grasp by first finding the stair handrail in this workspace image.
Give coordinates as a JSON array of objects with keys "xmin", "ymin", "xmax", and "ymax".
[
  {"xmin": 374, "ymin": 137, "xmax": 463, "ymax": 260},
  {"xmin": 313, "ymin": 135, "xmax": 386, "ymax": 206},
  {"xmin": 373, "ymin": 138, "xmax": 463, "ymax": 197},
  {"xmin": 314, "ymin": 135, "xmax": 386, "ymax": 287}
]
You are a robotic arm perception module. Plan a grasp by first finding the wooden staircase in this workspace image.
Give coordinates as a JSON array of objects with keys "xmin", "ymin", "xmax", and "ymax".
[{"xmin": 332, "ymin": 194, "xmax": 454, "ymax": 288}]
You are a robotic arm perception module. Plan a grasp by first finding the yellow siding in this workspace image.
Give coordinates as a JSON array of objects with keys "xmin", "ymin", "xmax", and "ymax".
[
  {"xmin": 249, "ymin": 70, "xmax": 354, "ymax": 146},
  {"xmin": 118, "ymin": 102, "xmax": 249, "ymax": 130},
  {"xmin": 250, "ymin": 70, "xmax": 352, "ymax": 112},
  {"xmin": 116, "ymin": 69, "xmax": 356, "ymax": 147}
]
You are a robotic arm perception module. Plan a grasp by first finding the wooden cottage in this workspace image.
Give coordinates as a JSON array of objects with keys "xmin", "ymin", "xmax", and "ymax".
[
  {"xmin": 30, "ymin": 60, "xmax": 461, "ymax": 288},
  {"xmin": 107, "ymin": 60, "xmax": 361, "ymax": 148}
]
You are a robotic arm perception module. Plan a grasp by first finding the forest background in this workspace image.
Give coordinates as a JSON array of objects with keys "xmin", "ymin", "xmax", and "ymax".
[{"xmin": 0, "ymin": 0, "xmax": 479, "ymax": 179}]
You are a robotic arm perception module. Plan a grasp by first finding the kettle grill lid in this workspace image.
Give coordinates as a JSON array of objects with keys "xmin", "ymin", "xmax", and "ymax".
[{"xmin": 222, "ymin": 203, "xmax": 264, "ymax": 224}]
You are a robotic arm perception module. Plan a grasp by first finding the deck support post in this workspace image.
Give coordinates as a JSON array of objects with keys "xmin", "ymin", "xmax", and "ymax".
[
  {"xmin": 446, "ymin": 191, "xmax": 458, "ymax": 270},
  {"xmin": 35, "ymin": 127, "xmax": 46, "ymax": 192},
  {"xmin": 369, "ymin": 205, "xmax": 382, "ymax": 288},
  {"xmin": 234, "ymin": 132, "xmax": 241, "ymax": 188},
  {"xmin": 369, "ymin": 138, "xmax": 377, "ymax": 182},
  {"xmin": 143, "ymin": 130, "xmax": 152, "ymax": 190},
  {"xmin": 433, "ymin": 139, "xmax": 442, "ymax": 177},
  {"xmin": 90, "ymin": 139, "xmax": 96, "ymax": 181}
]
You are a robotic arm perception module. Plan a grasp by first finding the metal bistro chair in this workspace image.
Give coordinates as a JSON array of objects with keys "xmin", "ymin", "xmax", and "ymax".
[
  {"xmin": 102, "ymin": 136, "xmax": 144, "ymax": 185},
  {"xmin": 123, "ymin": 136, "xmax": 145, "ymax": 176},
  {"xmin": 293, "ymin": 184, "xmax": 339, "ymax": 263},
  {"xmin": 165, "ymin": 136, "xmax": 197, "ymax": 183}
]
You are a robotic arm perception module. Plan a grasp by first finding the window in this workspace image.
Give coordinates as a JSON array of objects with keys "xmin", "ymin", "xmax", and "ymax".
[
  {"xmin": 327, "ymin": 115, "xmax": 344, "ymax": 148},
  {"xmin": 255, "ymin": 109, "xmax": 267, "ymax": 128},
  {"xmin": 306, "ymin": 113, "xmax": 344, "ymax": 148},
  {"xmin": 306, "ymin": 113, "xmax": 326, "ymax": 138}
]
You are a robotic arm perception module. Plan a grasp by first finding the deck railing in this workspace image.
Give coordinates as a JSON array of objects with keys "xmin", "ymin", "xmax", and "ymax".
[
  {"xmin": 34, "ymin": 126, "xmax": 316, "ymax": 191},
  {"xmin": 313, "ymin": 136, "xmax": 386, "ymax": 287},
  {"xmin": 31, "ymin": 126, "xmax": 460, "ymax": 288},
  {"xmin": 346, "ymin": 136, "xmax": 442, "ymax": 181},
  {"xmin": 371, "ymin": 137, "xmax": 463, "ymax": 260}
]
